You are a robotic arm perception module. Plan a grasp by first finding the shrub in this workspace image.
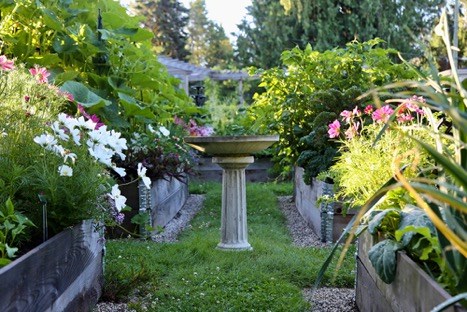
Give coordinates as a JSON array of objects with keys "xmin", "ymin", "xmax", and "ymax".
[{"xmin": 247, "ymin": 39, "xmax": 418, "ymax": 180}]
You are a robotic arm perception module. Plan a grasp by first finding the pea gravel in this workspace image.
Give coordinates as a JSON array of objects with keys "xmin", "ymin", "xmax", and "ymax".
[{"xmin": 95, "ymin": 194, "xmax": 358, "ymax": 312}]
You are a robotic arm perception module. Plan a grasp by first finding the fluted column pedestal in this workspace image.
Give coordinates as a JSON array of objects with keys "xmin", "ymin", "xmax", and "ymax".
[{"xmin": 212, "ymin": 156, "xmax": 254, "ymax": 251}]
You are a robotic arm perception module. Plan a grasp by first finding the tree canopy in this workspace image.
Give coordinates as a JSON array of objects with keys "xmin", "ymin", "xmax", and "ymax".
[{"xmin": 235, "ymin": 0, "xmax": 445, "ymax": 69}]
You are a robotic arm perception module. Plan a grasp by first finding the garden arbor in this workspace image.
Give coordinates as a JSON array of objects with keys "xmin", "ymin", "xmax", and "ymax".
[{"xmin": 157, "ymin": 55, "xmax": 259, "ymax": 105}]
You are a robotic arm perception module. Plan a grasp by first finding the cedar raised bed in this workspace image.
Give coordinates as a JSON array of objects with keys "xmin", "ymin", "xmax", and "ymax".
[
  {"xmin": 0, "ymin": 220, "xmax": 103, "ymax": 312},
  {"xmin": 356, "ymin": 231, "xmax": 466, "ymax": 312}
]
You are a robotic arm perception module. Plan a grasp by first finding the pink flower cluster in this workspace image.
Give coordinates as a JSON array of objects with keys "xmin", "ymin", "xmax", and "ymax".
[
  {"xmin": 328, "ymin": 96, "xmax": 425, "ymax": 140},
  {"xmin": 174, "ymin": 116, "xmax": 214, "ymax": 137}
]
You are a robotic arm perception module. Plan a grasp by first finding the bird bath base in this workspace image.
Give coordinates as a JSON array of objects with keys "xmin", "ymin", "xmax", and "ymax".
[{"xmin": 213, "ymin": 156, "xmax": 254, "ymax": 251}]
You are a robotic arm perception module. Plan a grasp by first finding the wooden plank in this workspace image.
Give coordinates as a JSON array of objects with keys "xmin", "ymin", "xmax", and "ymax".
[
  {"xmin": 356, "ymin": 258, "xmax": 392, "ymax": 312},
  {"xmin": 357, "ymin": 231, "xmax": 466, "ymax": 312},
  {"xmin": 0, "ymin": 220, "xmax": 103, "ymax": 312}
]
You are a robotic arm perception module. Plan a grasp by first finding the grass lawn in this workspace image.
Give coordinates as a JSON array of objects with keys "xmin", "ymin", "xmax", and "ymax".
[{"xmin": 102, "ymin": 182, "xmax": 356, "ymax": 311}]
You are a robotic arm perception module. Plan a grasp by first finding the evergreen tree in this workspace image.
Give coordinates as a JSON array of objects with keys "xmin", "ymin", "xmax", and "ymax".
[
  {"xmin": 235, "ymin": 0, "xmax": 445, "ymax": 69},
  {"xmin": 132, "ymin": 0, "xmax": 190, "ymax": 60},
  {"xmin": 186, "ymin": 0, "xmax": 233, "ymax": 68}
]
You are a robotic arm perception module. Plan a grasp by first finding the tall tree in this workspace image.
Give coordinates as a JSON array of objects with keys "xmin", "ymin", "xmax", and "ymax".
[
  {"xmin": 235, "ymin": 0, "xmax": 445, "ymax": 69},
  {"xmin": 131, "ymin": 0, "xmax": 190, "ymax": 60},
  {"xmin": 186, "ymin": 0, "xmax": 233, "ymax": 68}
]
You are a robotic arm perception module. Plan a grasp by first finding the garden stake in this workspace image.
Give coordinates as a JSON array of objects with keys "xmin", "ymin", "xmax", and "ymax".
[{"xmin": 38, "ymin": 194, "xmax": 48, "ymax": 241}]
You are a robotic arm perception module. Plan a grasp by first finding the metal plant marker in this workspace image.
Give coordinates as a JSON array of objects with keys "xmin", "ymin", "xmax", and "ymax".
[{"xmin": 184, "ymin": 135, "xmax": 279, "ymax": 251}]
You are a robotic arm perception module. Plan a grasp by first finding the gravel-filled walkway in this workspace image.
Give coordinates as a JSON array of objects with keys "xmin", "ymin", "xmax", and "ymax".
[{"xmin": 95, "ymin": 194, "xmax": 358, "ymax": 312}]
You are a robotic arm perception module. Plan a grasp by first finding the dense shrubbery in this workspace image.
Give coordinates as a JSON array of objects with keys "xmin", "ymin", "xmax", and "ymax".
[
  {"xmin": 0, "ymin": 0, "xmax": 203, "ymax": 136},
  {"xmin": 247, "ymin": 39, "xmax": 418, "ymax": 181}
]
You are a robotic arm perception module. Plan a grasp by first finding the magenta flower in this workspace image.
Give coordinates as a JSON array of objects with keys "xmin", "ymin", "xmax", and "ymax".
[
  {"xmin": 0, "ymin": 55, "xmax": 15, "ymax": 71},
  {"xmin": 29, "ymin": 65, "xmax": 50, "ymax": 83},
  {"xmin": 328, "ymin": 119, "xmax": 341, "ymax": 138},
  {"xmin": 364, "ymin": 105, "xmax": 374, "ymax": 115},
  {"xmin": 372, "ymin": 105, "xmax": 394, "ymax": 123}
]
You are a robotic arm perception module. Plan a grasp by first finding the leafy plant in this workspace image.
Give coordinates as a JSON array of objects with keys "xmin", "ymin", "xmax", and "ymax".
[
  {"xmin": 316, "ymin": 11, "xmax": 467, "ymax": 304},
  {"xmin": 0, "ymin": 198, "xmax": 35, "ymax": 267},
  {"xmin": 0, "ymin": 0, "xmax": 202, "ymax": 138},
  {"xmin": 247, "ymin": 39, "xmax": 418, "ymax": 180}
]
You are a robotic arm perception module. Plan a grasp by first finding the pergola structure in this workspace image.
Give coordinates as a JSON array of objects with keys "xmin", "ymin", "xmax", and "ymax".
[{"xmin": 157, "ymin": 55, "xmax": 259, "ymax": 105}]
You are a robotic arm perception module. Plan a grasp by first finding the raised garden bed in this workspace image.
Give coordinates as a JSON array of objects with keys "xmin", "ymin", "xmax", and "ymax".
[
  {"xmin": 116, "ymin": 176, "xmax": 189, "ymax": 236},
  {"xmin": 0, "ymin": 220, "xmax": 103, "ymax": 311},
  {"xmin": 356, "ymin": 230, "xmax": 466, "ymax": 312},
  {"xmin": 294, "ymin": 166, "xmax": 354, "ymax": 243}
]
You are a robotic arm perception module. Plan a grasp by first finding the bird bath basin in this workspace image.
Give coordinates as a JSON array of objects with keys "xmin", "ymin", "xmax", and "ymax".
[{"xmin": 184, "ymin": 135, "xmax": 279, "ymax": 250}]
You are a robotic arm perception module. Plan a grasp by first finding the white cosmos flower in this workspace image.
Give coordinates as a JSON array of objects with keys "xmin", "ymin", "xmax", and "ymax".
[
  {"xmin": 58, "ymin": 113, "xmax": 78, "ymax": 130},
  {"xmin": 70, "ymin": 128, "xmax": 81, "ymax": 146},
  {"xmin": 88, "ymin": 143, "xmax": 113, "ymax": 167},
  {"xmin": 63, "ymin": 152, "xmax": 77, "ymax": 164},
  {"xmin": 76, "ymin": 116, "xmax": 96, "ymax": 130},
  {"xmin": 51, "ymin": 121, "xmax": 69, "ymax": 141},
  {"xmin": 51, "ymin": 144, "xmax": 65, "ymax": 156},
  {"xmin": 109, "ymin": 185, "xmax": 127, "ymax": 212},
  {"xmin": 159, "ymin": 126, "xmax": 170, "ymax": 137},
  {"xmin": 34, "ymin": 134, "xmax": 57, "ymax": 148},
  {"xmin": 148, "ymin": 125, "xmax": 156, "ymax": 133},
  {"xmin": 137, "ymin": 163, "xmax": 151, "ymax": 189},
  {"xmin": 112, "ymin": 165, "xmax": 127, "ymax": 177},
  {"xmin": 58, "ymin": 164, "xmax": 73, "ymax": 177}
]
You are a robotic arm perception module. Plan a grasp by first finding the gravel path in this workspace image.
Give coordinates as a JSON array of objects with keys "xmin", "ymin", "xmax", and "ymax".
[
  {"xmin": 277, "ymin": 196, "xmax": 358, "ymax": 312},
  {"xmin": 95, "ymin": 194, "xmax": 358, "ymax": 312}
]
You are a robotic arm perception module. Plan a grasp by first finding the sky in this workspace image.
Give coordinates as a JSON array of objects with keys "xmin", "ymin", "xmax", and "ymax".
[
  {"xmin": 121, "ymin": 0, "xmax": 252, "ymax": 40},
  {"xmin": 181, "ymin": 0, "xmax": 252, "ymax": 38}
]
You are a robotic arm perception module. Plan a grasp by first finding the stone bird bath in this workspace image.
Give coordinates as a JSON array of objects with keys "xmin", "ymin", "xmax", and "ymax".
[{"xmin": 184, "ymin": 135, "xmax": 279, "ymax": 250}]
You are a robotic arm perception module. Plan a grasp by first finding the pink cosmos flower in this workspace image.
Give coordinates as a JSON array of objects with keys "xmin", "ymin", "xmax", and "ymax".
[
  {"xmin": 0, "ymin": 55, "xmax": 15, "ymax": 71},
  {"xmin": 344, "ymin": 122, "xmax": 360, "ymax": 140},
  {"xmin": 29, "ymin": 65, "xmax": 50, "ymax": 83},
  {"xmin": 372, "ymin": 105, "xmax": 394, "ymax": 123},
  {"xmin": 340, "ymin": 110, "xmax": 353, "ymax": 124},
  {"xmin": 352, "ymin": 106, "xmax": 361, "ymax": 117},
  {"xmin": 328, "ymin": 119, "xmax": 341, "ymax": 138}
]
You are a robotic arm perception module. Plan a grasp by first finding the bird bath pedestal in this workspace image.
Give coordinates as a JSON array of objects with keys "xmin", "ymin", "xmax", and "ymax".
[{"xmin": 184, "ymin": 135, "xmax": 279, "ymax": 251}]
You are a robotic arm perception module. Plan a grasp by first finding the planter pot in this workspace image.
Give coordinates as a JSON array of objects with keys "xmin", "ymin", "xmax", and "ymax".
[
  {"xmin": 293, "ymin": 166, "xmax": 355, "ymax": 242},
  {"xmin": 0, "ymin": 220, "xmax": 103, "ymax": 312},
  {"xmin": 356, "ymin": 231, "xmax": 466, "ymax": 312},
  {"xmin": 191, "ymin": 156, "xmax": 276, "ymax": 182},
  {"xmin": 114, "ymin": 176, "xmax": 189, "ymax": 236}
]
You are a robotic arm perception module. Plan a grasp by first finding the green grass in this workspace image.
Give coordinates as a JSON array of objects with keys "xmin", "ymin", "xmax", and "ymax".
[{"xmin": 102, "ymin": 182, "xmax": 355, "ymax": 311}]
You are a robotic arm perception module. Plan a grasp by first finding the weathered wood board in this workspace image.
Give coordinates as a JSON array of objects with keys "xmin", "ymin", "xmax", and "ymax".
[{"xmin": 0, "ymin": 220, "xmax": 104, "ymax": 312}]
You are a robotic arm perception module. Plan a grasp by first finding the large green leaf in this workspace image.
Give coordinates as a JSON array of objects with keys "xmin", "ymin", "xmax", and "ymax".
[
  {"xmin": 26, "ymin": 54, "xmax": 62, "ymax": 67},
  {"xmin": 396, "ymin": 205, "xmax": 435, "ymax": 247},
  {"xmin": 368, "ymin": 239, "xmax": 403, "ymax": 284},
  {"xmin": 119, "ymin": 93, "xmax": 156, "ymax": 119},
  {"xmin": 60, "ymin": 81, "xmax": 111, "ymax": 108},
  {"xmin": 367, "ymin": 208, "xmax": 401, "ymax": 235}
]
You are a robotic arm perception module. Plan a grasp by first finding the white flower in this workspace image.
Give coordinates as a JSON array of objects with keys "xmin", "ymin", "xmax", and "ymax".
[
  {"xmin": 51, "ymin": 121, "xmax": 69, "ymax": 141},
  {"xmin": 109, "ymin": 185, "xmax": 127, "ymax": 212},
  {"xmin": 51, "ymin": 144, "xmax": 65, "ymax": 156},
  {"xmin": 58, "ymin": 164, "xmax": 73, "ymax": 177},
  {"xmin": 76, "ymin": 116, "xmax": 96, "ymax": 130},
  {"xmin": 63, "ymin": 152, "xmax": 77, "ymax": 164},
  {"xmin": 112, "ymin": 165, "xmax": 127, "ymax": 177},
  {"xmin": 58, "ymin": 113, "xmax": 78, "ymax": 130},
  {"xmin": 34, "ymin": 134, "xmax": 57, "ymax": 148},
  {"xmin": 88, "ymin": 144, "xmax": 113, "ymax": 167},
  {"xmin": 70, "ymin": 128, "xmax": 81, "ymax": 146},
  {"xmin": 137, "ymin": 163, "xmax": 151, "ymax": 189},
  {"xmin": 159, "ymin": 126, "xmax": 170, "ymax": 137},
  {"xmin": 148, "ymin": 125, "xmax": 156, "ymax": 133}
]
